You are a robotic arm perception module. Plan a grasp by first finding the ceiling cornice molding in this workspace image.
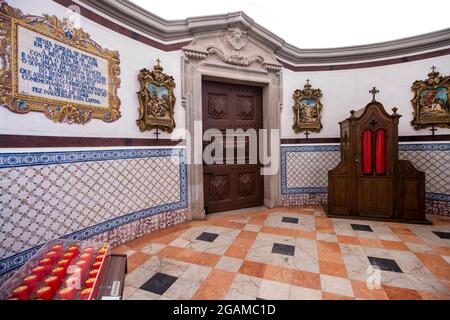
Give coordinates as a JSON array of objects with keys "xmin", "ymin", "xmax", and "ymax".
[{"xmin": 77, "ymin": 0, "xmax": 450, "ymax": 64}]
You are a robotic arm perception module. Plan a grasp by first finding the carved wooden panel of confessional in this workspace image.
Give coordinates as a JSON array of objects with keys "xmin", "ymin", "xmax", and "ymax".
[{"xmin": 328, "ymin": 95, "xmax": 429, "ymax": 224}]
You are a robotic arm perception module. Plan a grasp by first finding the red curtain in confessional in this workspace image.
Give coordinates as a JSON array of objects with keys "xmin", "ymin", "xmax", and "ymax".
[
  {"xmin": 362, "ymin": 129, "xmax": 372, "ymax": 174},
  {"xmin": 375, "ymin": 129, "xmax": 386, "ymax": 174}
]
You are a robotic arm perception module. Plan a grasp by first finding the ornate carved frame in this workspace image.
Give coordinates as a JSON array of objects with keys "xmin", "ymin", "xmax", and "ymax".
[
  {"xmin": 292, "ymin": 80, "xmax": 323, "ymax": 133},
  {"xmin": 137, "ymin": 60, "xmax": 176, "ymax": 133},
  {"xmin": 411, "ymin": 66, "xmax": 450, "ymax": 129},
  {"xmin": 182, "ymin": 27, "xmax": 283, "ymax": 220},
  {"xmin": 0, "ymin": 1, "xmax": 121, "ymax": 124}
]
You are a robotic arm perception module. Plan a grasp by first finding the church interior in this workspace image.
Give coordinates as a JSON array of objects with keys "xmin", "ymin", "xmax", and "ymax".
[{"xmin": 0, "ymin": 0, "xmax": 449, "ymax": 301}]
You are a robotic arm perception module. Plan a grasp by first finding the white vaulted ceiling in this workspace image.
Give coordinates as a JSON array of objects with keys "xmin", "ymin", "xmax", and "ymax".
[{"xmin": 129, "ymin": 0, "xmax": 450, "ymax": 49}]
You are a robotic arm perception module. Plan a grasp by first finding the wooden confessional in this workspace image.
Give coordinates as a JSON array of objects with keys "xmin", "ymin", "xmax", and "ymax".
[{"xmin": 327, "ymin": 97, "xmax": 430, "ymax": 224}]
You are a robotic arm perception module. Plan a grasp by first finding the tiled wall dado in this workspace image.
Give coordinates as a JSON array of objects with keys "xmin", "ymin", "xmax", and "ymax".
[
  {"xmin": 0, "ymin": 148, "xmax": 188, "ymax": 275},
  {"xmin": 281, "ymin": 143, "xmax": 450, "ymax": 216}
]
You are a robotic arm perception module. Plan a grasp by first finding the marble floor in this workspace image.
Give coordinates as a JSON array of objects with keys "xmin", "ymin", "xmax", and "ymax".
[{"xmin": 112, "ymin": 207, "xmax": 450, "ymax": 300}]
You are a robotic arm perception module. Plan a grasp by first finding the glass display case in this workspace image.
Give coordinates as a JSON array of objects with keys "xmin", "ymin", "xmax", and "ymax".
[{"xmin": 0, "ymin": 239, "xmax": 113, "ymax": 300}]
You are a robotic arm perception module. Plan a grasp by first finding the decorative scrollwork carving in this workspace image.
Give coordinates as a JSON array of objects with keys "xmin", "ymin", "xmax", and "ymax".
[
  {"xmin": 410, "ymin": 66, "xmax": 449, "ymax": 130},
  {"xmin": 0, "ymin": 0, "xmax": 121, "ymax": 124},
  {"xmin": 137, "ymin": 59, "xmax": 176, "ymax": 133},
  {"xmin": 292, "ymin": 79, "xmax": 324, "ymax": 133}
]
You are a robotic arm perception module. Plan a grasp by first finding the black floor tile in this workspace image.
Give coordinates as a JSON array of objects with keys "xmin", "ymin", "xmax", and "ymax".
[
  {"xmin": 140, "ymin": 272, "xmax": 178, "ymax": 295},
  {"xmin": 282, "ymin": 216, "xmax": 299, "ymax": 224},
  {"xmin": 351, "ymin": 224, "xmax": 373, "ymax": 232},
  {"xmin": 433, "ymin": 231, "xmax": 450, "ymax": 239},
  {"xmin": 272, "ymin": 243, "xmax": 295, "ymax": 256},
  {"xmin": 368, "ymin": 256, "xmax": 403, "ymax": 273},
  {"xmin": 196, "ymin": 232, "xmax": 219, "ymax": 242}
]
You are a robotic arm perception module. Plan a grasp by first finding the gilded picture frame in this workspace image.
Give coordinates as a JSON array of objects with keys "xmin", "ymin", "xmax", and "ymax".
[
  {"xmin": 137, "ymin": 59, "xmax": 176, "ymax": 133},
  {"xmin": 0, "ymin": 1, "xmax": 121, "ymax": 124},
  {"xmin": 292, "ymin": 79, "xmax": 323, "ymax": 133},
  {"xmin": 411, "ymin": 66, "xmax": 449, "ymax": 129}
]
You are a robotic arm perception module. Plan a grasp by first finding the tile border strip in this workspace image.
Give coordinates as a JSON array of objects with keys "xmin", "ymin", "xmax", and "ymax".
[{"xmin": 0, "ymin": 147, "xmax": 188, "ymax": 275}]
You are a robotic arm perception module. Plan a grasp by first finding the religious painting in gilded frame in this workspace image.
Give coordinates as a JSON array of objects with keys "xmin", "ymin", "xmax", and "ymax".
[
  {"xmin": 0, "ymin": 1, "xmax": 121, "ymax": 124},
  {"xmin": 411, "ymin": 66, "xmax": 450, "ymax": 129},
  {"xmin": 137, "ymin": 59, "xmax": 176, "ymax": 133},
  {"xmin": 292, "ymin": 79, "xmax": 323, "ymax": 133}
]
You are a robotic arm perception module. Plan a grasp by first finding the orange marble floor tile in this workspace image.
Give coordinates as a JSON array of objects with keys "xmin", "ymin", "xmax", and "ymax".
[
  {"xmin": 317, "ymin": 241, "xmax": 344, "ymax": 263},
  {"xmin": 291, "ymin": 270, "xmax": 321, "ymax": 290},
  {"xmin": 224, "ymin": 245, "xmax": 248, "ymax": 259},
  {"xmin": 358, "ymin": 238, "xmax": 384, "ymax": 249},
  {"xmin": 152, "ymin": 233, "xmax": 181, "ymax": 245},
  {"xmin": 239, "ymin": 260, "xmax": 267, "ymax": 279},
  {"xmin": 192, "ymin": 269, "xmax": 236, "ymax": 300},
  {"xmin": 380, "ymin": 240, "xmax": 409, "ymax": 251},
  {"xmin": 315, "ymin": 225, "xmax": 335, "ymax": 234},
  {"xmin": 415, "ymin": 252, "xmax": 450, "ymax": 281},
  {"xmin": 294, "ymin": 230, "xmax": 317, "ymax": 240},
  {"xmin": 382, "ymin": 285, "xmax": 422, "ymax": 300},
  {"xmin": 179, "ymin": 249, "xmax": 221, "ymax": 267},
  {"xmin": 248, "ymin": 216, "xmax": 268, "ymax": 225},
  {"xmin": 127, "ymin": 251, "xmax": 151, "ymax": 266},
  {"xmin": 351, "ymin": 280, "xmax": 388, "ymax": 300},
  {"xmin": 263, "ymin": 264, "xmax": 292, "ymax": 284},
  {"xmin": 315, "ymin": 216, "xmax": 334, "ymax": 233},
  {"xmin": 111, "ymin": 245, "xmax": 132, "ymax": 255},
  {"xmin": 389, "ymin": 226, "xmax": 415, "ymax": 236},
  {"xmin": 319, "ymin": 260, "xmax": 348, "ymax": 278},
  {"xmin": 337, "ymin": 235, "xmax": 361, "ymax": 245},
  {"xmin": 238, "ymin": 230, "xmax": 258, "ymax": 240},
  {"xmin": 418, "ymin": 291, "xmax": 450, "ymax": 300},
  {"xmin": 210, "ymin": 221, "xmax": 246, "ymax": 230},
  {"xmin": 127, "ymin": 262, "xmax": 140, "ymax": 273},
  {"xmin": 158, "ymin": 246, "xmax": 185, "ymax": 259},
  {"xmin": 432, "ymin": 245, "xmax": 450, "ymax": 256},
  {"xmin": 321, "ymin": 292, "xmax": 354, "ymax": 300}
]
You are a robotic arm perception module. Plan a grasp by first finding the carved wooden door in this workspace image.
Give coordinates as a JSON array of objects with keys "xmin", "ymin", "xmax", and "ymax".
[{"xmin": 202, "ymin": 81, "xmax": 263, "ymax": 214}]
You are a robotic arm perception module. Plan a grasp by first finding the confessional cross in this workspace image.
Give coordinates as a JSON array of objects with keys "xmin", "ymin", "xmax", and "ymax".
[
  {"xmin": 156, "ymin": 58, "xmax": 161, "ymax": 67},
  {"xmin": 369, "ymin": 120, "xmax": 378, "ymax": 128},
  {"xmin": 154, "ymin": 128, "xmax": 161, "ymax": 141},
  {"xmin": 431, "ymin": 66, "xmax": 437, "ymax": 73},
  {"xmin": 369, "ymin": 87, "xmax": 379, "ymax": 101},
  {"xmin": 429, "ymin": 124, "xmax": 437, "ymax": 137},
  {"xmin": 306, "ymin": 79, "xmax": 310, "ymax": 86},
  {"xmin": 304, "ymin": 130, "xmax": 310, "ymax": 140}
]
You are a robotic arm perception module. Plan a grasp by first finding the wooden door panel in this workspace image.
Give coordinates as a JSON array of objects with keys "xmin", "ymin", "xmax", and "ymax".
[
  {"xmin": 202, "ymin": 81, "xmax": 263, "ymax": 214},
  {"xmin": 358, "ymin": 178, "xmax": 393, "ymax": 218}
]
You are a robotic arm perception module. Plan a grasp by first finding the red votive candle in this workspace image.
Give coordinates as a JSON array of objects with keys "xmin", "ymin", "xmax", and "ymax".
[
  {"xmin": 58, "ymin": 287, "xmax": 76, "ymax": 300},
  {"xmin": 12, "ymin": 286, "xmax": 29, "ymax": 300},
  {"xmin": 75, "ymin": 260, "xmax": 88, "ymax": 275},
  {"xmin": 98, "ymin": 247, "xmax": 107, "ymax": 255},
  {"xmin": 57, "ymin": 259, "xmax": 70, "ymax": 271},
  {"xmin": 68, "ymin": 246, "xmax": 79, "ymax": 256},
  {"xmin": 63, "ymin": 252, "xmax": 76, "ymax": 262},
  {"xmin": 23, "ymin": 275, "xmax": 38, "ymax": 292},
  {"xmin": 45, "ymin": 251, "xmax": 58, "ymax": 263},
  {"xmin": 36, "ymin": 286, "xmax": 53, "ymax": 300},
  {"xmin": 51, "ymin": 244, "xmax": 64, "ymax": 256},
  {"xmin": 79, "ymin": 253, "xmax": 92, "ymax": 263},
  {"xmin": 80, "ymin": 288, "xmax": 92, "ymax": 300},
  {"xmin": 92, "ymin": 261, "xmax": 102, "ymax": 270},
  {"xmin": 95, "ymin": 255, "xmax": 105, "ymax": 262},
  {"xmin": 44, "ymin": 276, "xmax": 61, "ymax": 293},
  {"xmin": 88, "ymin": 269, "xmax": 98, "ymax": 279},
  {"xmin": 39, "ymin": 258, "xmax": 53, "ymax": 267},
  {"xmin": 52, "ymin": 266, "xmax": 66, "ymax": 279},
  {"xmin": 31, "ymin": 266, "xmax": 48, "ymax": 281},
  {"xmin": 84, "ymin": 278, "xmax": 96, "ymax": 289},
  {"xmin": 83, "ymin": 247, "xmax": 94, "ymax": 255}
]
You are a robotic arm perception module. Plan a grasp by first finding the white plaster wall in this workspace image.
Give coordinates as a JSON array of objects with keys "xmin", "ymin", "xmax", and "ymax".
[
  {"xmin": 1, "ymin": 0, "xmax": 185, "ymax": 140},
  {"xmin": 281, "ymin": 55, "xmax": 450, "ymax": 139}
]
